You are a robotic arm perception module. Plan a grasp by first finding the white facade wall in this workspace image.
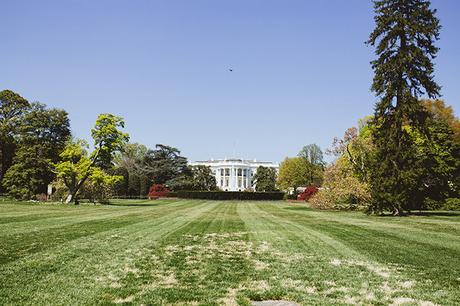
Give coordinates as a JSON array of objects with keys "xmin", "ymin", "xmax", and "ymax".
[{"xmin": 189, "ymin": 159, "xmax": 279, "ymax": 191}]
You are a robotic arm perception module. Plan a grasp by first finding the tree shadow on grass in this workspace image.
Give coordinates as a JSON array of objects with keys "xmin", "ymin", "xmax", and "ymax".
[
  {"xmin": 408, "ymin": 211, "xmax": 460, "ymax": 217},
  {"xmin": 283, "ymin": 206, "xmax": 313, "ymax": 212},
  {"xmin": 374, "ymin": 211, "xmax": 460, "ymax": 217},
  {"xmin": 106, "ymin": 202, "xmax": 162, "ymax": 207},
  {"xmin": 283, "ymin": 206, "xmax": 460, "ymax": 218}
]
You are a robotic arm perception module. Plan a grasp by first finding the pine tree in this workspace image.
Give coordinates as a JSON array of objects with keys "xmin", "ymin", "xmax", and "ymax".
[{"xmin": 367, "ymin": 0, "xmax": 441, "ymax": 215}]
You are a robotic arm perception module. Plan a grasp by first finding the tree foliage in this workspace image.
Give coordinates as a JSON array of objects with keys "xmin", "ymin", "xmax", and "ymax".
[
  {"xmin": 422, "ymin": 99, "xmax": 460, "ymax": 141},
  {"xmin": 53, "ymin": 114, "xmax": 128, "ymax": 203},
  {"xmin": 2, "ymin": 103, "xmax": 71, "ymax": 199},
  {"xmin": 190, "ymin": 165, "xmax": 217, "ymax": 191},
  {"xmin": 0, "ymin": 90, "xmax": 30, "ymax": 192},
  {"xmin": 298, "ymin": 144, "xmax": 324, "ymax": 167},
  {"xmin": 310, "ymin": 158, "xmax": 371, "ymax": 210},
  {"xmin": 81, "ymin": 167, "xmax": 122, "ymax": 203},
  {"xmin": 277, "ymin": 157, "xmax": 321, "ymax": 193},
  {"xmin": 252, "ymin": 166, "xmax": 277, "ymax": 192},
  {"xmin": 113, "ymin": 143, "xmax": 150, "ymax": 196},
  {"xmin": 140, "ymin": 144, "xmax": 191, "ymax": 190},
  {"xmin": 367, "ymin": 0, "xmax": 441, "ymax": 214},
  {"xmin": 329, "ymin": 120, "xmax": 375, "ymax": 182},
  {"xmin": 298, "ymin": 144, "xmax": 325, "ymax": 185}
]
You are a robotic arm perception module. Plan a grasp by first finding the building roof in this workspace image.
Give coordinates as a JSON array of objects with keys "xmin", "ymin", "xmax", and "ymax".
[{"xmin": 190, "ymin": 158, "xmax": 278, "ymax": 167}]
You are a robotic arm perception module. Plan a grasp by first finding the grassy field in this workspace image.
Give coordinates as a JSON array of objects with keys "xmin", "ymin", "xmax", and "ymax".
[{"xmin": 0, "ymin": 199, "xmax": 459, "ymax": 305}]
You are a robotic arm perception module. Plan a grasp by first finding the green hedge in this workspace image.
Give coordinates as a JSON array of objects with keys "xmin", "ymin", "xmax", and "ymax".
[{"xmin": 167, "ymin": 191, "xmax": 285, "ymax": 201}]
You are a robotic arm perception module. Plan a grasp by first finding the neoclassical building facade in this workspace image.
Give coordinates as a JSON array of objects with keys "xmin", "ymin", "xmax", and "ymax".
[{"xmin": 189, "ymin": 158, "xmax": 279, "ymax": 191}]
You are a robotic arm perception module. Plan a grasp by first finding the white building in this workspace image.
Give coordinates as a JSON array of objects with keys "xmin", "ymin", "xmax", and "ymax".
[{"xmin": 189, "ymin": 158, "xmax": 279, "ymax": 191}]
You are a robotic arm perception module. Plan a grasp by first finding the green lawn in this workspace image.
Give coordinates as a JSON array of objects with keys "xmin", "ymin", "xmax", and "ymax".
[{"xmin": 0, "ymin": 200, "xmax": 459, "ymax": 305}]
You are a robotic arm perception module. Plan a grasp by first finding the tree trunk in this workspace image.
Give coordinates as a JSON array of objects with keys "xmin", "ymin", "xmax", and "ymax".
[
  {"xmin": 65, "ymin": 175, "xmax": 89, "ymax": 204},
  {"xmin": 65, "ymin": 193, "xmax": 75, "ymax": 204},
  {"xmin": 64, "ymin": 147, "xmax": 101, "ymax": 204},
  {"xmin": 65, "ymin": 186, "xmax": 77, "ymax": 204}
]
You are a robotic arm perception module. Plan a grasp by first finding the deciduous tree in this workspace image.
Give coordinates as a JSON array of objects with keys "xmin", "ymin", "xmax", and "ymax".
[
  {"xmin": 2, "ymin": 103, "xmax": 70, "ymax": 199},
  {"xmin": 277, "ymin": 157, "xmax": 318, "ymax": 194},
  {"xmin": 53, "ymin": 114, "xmax": 129, "ymax": 203},
  {"xmin": 0, "ymin": 90, "xmax": 30, "ymax": 191},
  {"xmin": 298, "ymin": 144, "xmax": 325, "ymax": 185},
  {"xmin": 113, "ymin": 143, "xmax": 149, "ymax": 196}
]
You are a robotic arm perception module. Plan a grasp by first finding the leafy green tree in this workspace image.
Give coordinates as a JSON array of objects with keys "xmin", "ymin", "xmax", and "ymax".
[
  {"xmin": 91, "ymin": 114, "xmax": 130, "ymax": 170},
  {"xmin": 310, "ymin": 157, "xmax": 371, "ymax": 210},
  {"xmin": 412, "ymin": 115, "xmax": 460, "ymax": 205},
  {"xmin": 2, "ymin": 103, "xmax": 71, "ymax": 199},
  {"xmin": 298, "ymin": 144, "xmax": 325, "ymax": 185},
  {"xmin": 252, "ymin": 166, "xmax": 277, "ymax": 192},
  {"xmin": 53, "ymin": 140, "xmax": 92, "ymax": 202},
  {"xmin": 190, "ymin": 165, "xmax": 217, "ymax": 191},
  {"xmin": 113, "ymin": 143, "xmax": 149, "ymax": 196},
  {"xmin": 53, "ymin": 114, "xmax": 129, "ymax": 203},
  {"xmin": 81, "ymin": 167, "xmax": 123, "ymax": 203},
  {"xmin": 0, "ymin": 90, "xmax": 30, "ymax": 192},
  {"xmin": 367, "ymin": 0, "xmax": 441, "ymax": 215},
  {"xmin": 329, "ymin": 122, "xmax": 375, "ymax": 183},
  {"xmin": 298, "ymin": 144, "xmax": 324, "ymax": 167},
  {"xmin": 422, "ymin": 99, "xmax": 460, "ymax": 142},
  {"xmin": 277, "ymin": 157, "xmax": 317, "ymax": 194},
  {"xmin": 140, "ymin": 144, "xmax": 191, "ymax": 190}
]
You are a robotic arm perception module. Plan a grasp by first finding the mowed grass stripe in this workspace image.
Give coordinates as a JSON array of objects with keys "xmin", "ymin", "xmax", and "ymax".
[
  {"xmin": 0, "ymin": 199, "xmax": 183, "ymax": 232},
  {"xmin": 282, "ymin": 205, "xmax": 460, "ymax": 236},
  {"xmin": 237, "ymin": 202, "xmax": 404, "ymax": 305},
  {"xmin": 254, "ymin": 202, "xmax": 460, "ymax": 305},
  {"xmin": 268, "ymin": 203, "xmax": 460, "ymax": 258},
  {"xmin": 98, "ymin": 202, "xmax": 255, "ymax": 305},
  {"xmin": 0, "ymin": 200, "xmax": 218, "ymax": 305},
  {"xmin": 1, "ymin": 200, "xmax": 459, "ymax": 305},
  {"xmin": 0, "ymin": 200, "xmax": 207, "ymax": 264}
]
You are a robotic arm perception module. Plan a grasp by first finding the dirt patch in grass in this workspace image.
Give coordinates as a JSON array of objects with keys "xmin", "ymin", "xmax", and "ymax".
[{"xmin": 251, "ymin": 300, "xmax": 300, "ymax": 306}]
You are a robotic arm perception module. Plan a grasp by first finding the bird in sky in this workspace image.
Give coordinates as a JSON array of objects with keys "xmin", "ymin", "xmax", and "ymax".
[{"xmin": 229, "ymin": 68, "xmax": 233, "ymax": 72}]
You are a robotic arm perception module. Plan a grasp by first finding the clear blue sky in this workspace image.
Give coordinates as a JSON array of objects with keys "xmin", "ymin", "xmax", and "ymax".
[{"xmin": 2, "ymin": 0, "xmax": 459, "ymax": 162}]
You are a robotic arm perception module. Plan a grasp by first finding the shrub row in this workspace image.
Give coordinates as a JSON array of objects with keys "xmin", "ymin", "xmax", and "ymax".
[
  {"xmin": 423, "ymin": 197, "xmax": 460, "ymax": 210},
  {"xmin": 167, "ymin": 191, "xmax": 285, "ymax": 201}
]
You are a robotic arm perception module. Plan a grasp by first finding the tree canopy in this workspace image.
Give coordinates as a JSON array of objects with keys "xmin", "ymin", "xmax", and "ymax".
[
  {"xmin": 2, "ymin": 103, "xmax": 71, "ymax": 199},
  {"xmin": 53, "ymin": 114, "xmax": 129, "ymax": 203},
  {"xmin": 252, "ymin": 166, "xmax": 277, "ymax": 192},
  {"xmin": 277, "ymin": 157, "xmax": 319, "ymax": 193},
  {"xmin": 0, "ymin": 90, "xmax": 30, "ymax": 192},
  {"xmin": 140, "ymin": 144, "xmax": 190, "ymax": 190},
  {"xmin": 367, "ymin": 0, "xmax": 442, "ymax": 215}
]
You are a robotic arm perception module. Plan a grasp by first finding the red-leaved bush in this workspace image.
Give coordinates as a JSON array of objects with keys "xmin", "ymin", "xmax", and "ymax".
[
  {"xmin": 297, "ymin": 186, "xmax": 319, "ymax": 201},
  {"xmin": 148, "ymin": 184, "xmax": 170, "ymax": 199}
]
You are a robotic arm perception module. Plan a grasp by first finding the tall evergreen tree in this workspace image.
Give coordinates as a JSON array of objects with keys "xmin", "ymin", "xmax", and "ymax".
[
  {"xmin": 190, "ymin": 165, "xmax": 217, "ymax": 191},
  {"xmin": 140, "ymin": 144, "xmax": 191, "ymax": 189},
  {"xmin": 252, "ymin": 166, "xmax": 277, "ymax": 192},
  {"xmin": 367, "ymin": 0, "xmax": 441, "ymax": 214}
]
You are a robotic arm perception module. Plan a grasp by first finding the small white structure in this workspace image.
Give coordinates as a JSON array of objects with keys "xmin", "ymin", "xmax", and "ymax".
[{"xmin": 189, "ymin": 158, "xmax": 279, "ymax": 191}]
